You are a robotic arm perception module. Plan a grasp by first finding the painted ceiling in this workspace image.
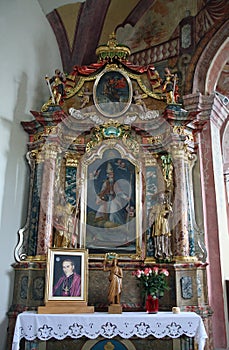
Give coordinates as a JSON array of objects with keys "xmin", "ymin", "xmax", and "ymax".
[{"xmin": 38, "ymin": 0, "xmax": 229, "ymax": 99}]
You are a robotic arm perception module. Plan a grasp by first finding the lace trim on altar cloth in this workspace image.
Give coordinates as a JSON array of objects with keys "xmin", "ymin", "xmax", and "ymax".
[{"xmin": 12, "ymin": 311, "xmax": 208, "ymax": 350}]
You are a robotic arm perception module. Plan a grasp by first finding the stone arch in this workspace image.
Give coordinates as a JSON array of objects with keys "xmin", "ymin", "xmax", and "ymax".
[
  {"xmin": 186, "ymin": 18, "xmax": 229, "ymax": 349},
  {"xmin": 188, "ymin": 19, "xmax": 229, "ymax": 95},
  {"xmin": 205, "ymin": 38, "xmax": 229, "ymax": 95}
]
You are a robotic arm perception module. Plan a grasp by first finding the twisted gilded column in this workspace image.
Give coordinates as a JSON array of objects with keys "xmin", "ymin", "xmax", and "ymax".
[{"xmin": 36, "ymin": 143, "xmax": 60, "ymax": 256}]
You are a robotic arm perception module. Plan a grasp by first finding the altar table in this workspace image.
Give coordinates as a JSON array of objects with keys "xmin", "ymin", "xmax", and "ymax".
[{"xmin": 12, "ymin": 311, "xmax": 208, "ymax": 350}]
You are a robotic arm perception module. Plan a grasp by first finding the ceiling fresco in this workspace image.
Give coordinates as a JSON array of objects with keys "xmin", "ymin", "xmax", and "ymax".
[
  {"xmin": 38, "ymin": 0, "xmax": 229, "ymax": 98},
  {"xmin": 116, "ymin": 0, "xmax": 197, "ymax": 52}
]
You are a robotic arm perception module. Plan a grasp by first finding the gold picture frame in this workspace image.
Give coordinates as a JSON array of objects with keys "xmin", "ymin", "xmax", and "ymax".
[
  {"xmin": 45, "ymin": 248, "xmax": 88, "ymax": 302},
  {"xmin": 93, "ymin": 68, "xmax": 133, "ymax": 118},
  {"xmin": 79, "ymin": 144, "xmax": 143, "ymax": 259}
]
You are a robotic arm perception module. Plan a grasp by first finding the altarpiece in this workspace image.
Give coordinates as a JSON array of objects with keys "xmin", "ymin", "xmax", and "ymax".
[{"xmin": 8, "ymin": 33, "xmax": 212, "ymax": 350}]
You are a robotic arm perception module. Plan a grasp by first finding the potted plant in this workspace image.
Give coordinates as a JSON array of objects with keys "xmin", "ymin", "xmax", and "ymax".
[{"xmin": 133, "ymin": 266, "xmax": 170, "ymax": 313}]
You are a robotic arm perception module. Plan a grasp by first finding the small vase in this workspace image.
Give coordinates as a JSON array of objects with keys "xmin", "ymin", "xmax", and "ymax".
[{"xmin": 145, "ymin": 295, "xmax": 159, "ymax": 313}]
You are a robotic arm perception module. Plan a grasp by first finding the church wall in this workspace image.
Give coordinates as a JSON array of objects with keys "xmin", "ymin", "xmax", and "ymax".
[
  {"xmin": 210, "ymin": 117, "xmax": 229, "ymax": 346},
  {"xmin": 184, "ymin": 12, "xmax": 229, "ymax": 342},
  {"xmin": 0, "ymin": 1, "xmax": 62, "ymax": 349}
]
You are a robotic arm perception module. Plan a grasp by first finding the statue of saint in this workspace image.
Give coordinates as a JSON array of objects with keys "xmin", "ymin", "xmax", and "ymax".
[
  {"xmin": 162, "ymin": 68, "xmax": 179, "ymax": 104},
  {"xmin": 53, "ymin": 202, "xmax": 77, "ymax": 248},
  {"xmin": 103, "ymin": 254, "xmax": 123, "ymax": 305},
  {"xmin": 150, "ymin": 193, "xmax": 173, "ymax": 260},
  {"xmin": 45, "ymin": 69, "xmax": 66, "ymax": 105}
]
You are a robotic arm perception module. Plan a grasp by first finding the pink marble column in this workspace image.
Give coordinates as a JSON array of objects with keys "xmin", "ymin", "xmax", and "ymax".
[
  {"xmin": 183, "ymin": 92, "xmax": 228, "ymax": 349},
  {"xmin": 36, "ymin": 144, "xmax": 59, "ymax": 256},
  {"xmin": 170, "ymin": 144, "xmax": 190, "ymax": 259}
]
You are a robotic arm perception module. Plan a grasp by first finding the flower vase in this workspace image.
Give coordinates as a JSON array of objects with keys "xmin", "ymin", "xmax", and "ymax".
[{"xmin": 145, "ymin": 295, "xmax": 159, "ymax": 313}]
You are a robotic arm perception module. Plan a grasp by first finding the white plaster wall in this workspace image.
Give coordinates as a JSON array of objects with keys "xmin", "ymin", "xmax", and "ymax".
[
  {"xmin": 38, "ymin": 0, "xmax": 85, "ymax": 15},
  {"xmin": 0, "ymin": 1, "xmax": 62, "ymax": 348}
]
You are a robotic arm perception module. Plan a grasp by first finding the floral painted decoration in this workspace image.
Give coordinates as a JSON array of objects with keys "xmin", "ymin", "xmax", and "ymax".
[{"xmin": 133, "ymin": 266, "xmax": 170, "ymax": 298}]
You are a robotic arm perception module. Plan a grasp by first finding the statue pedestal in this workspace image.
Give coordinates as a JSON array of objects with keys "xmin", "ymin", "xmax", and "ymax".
[
  {"xmin": 108, "ymin": 304, "xmax": 122, "ymax": 314},
  {"xmin": 38, "ymin": 301, "xmax": 94, "ymax": 314}
]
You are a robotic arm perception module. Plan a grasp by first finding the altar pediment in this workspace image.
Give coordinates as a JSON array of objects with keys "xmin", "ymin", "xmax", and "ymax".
[{"xmin": 41, "ymin": 33, "xmax": 169, "ymax": 121}]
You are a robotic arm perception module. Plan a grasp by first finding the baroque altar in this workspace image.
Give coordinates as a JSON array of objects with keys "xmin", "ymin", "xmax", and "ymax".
[{"xmin": 8, "ymin": 33, "xmax": 212, "ymax": 350}]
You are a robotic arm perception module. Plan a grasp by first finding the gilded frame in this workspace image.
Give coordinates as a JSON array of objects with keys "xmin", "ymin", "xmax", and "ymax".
[
  {"xmin": 79, "ymin": 142, "xmax": 142, "ymax": 259},
  {"xmin": 45, "ymin": 248, "xmax": 88, "ymax": 302},
  {"xmin": 93, "ymin": 68, "xmax": 133, "ymax": 118}
]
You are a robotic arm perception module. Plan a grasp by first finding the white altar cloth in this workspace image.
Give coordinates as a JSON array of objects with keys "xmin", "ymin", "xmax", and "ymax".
[{"xmin": 12, "ymin": 311, "xmax": 208, "ymax": 350}]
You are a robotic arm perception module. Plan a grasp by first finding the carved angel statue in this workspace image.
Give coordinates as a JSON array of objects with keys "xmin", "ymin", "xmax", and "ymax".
[
  {"xmin": 79, "ymin": 86, "xmax": 92, "ymax": 109},
  {"xmin": 133, "ymin": 89, "xmax": 148, "ymax": 112}
]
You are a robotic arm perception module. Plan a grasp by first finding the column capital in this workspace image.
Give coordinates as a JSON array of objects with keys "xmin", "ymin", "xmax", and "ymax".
[
  {"xmin": 169, "ymin": 142, "xmax": 192, "ymax": 161},
  {"xmin": 210, "ymin": 94, "xmax": 228, "ymax": 128},
  {"xmin": 28, "ymin": 149, "xmax": 45, "ymax": 164},
  {"xmin": 183, "ymin": 92, "xmax": 228, "ymax": 129},
  {"xmin": 42, "ymin": 143, "xmax": 61, "ymax": 160},
  {"xmin": 183, "ymin": 92, "xmax": 214, "ymax": 113}
]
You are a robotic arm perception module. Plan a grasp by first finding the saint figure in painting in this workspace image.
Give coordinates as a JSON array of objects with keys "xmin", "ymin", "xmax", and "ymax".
[{"xmin": 95, "ymin": 162, "xmax": 130, "ymax": 227}]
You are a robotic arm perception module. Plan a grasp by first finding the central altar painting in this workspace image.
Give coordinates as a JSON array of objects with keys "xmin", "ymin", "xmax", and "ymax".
[{"xmin": 80, "ymin": 147, "xmax": 142, "ymax": 256}]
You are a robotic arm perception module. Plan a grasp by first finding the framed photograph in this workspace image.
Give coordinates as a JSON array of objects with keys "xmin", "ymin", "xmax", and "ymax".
[
  {"xmin": 46, "ymin": 248, "xmax": 88, "ymax": 302},
  {"xmin": 93, "ymin": 69, "xmax": 132, "ymax": 118}
]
